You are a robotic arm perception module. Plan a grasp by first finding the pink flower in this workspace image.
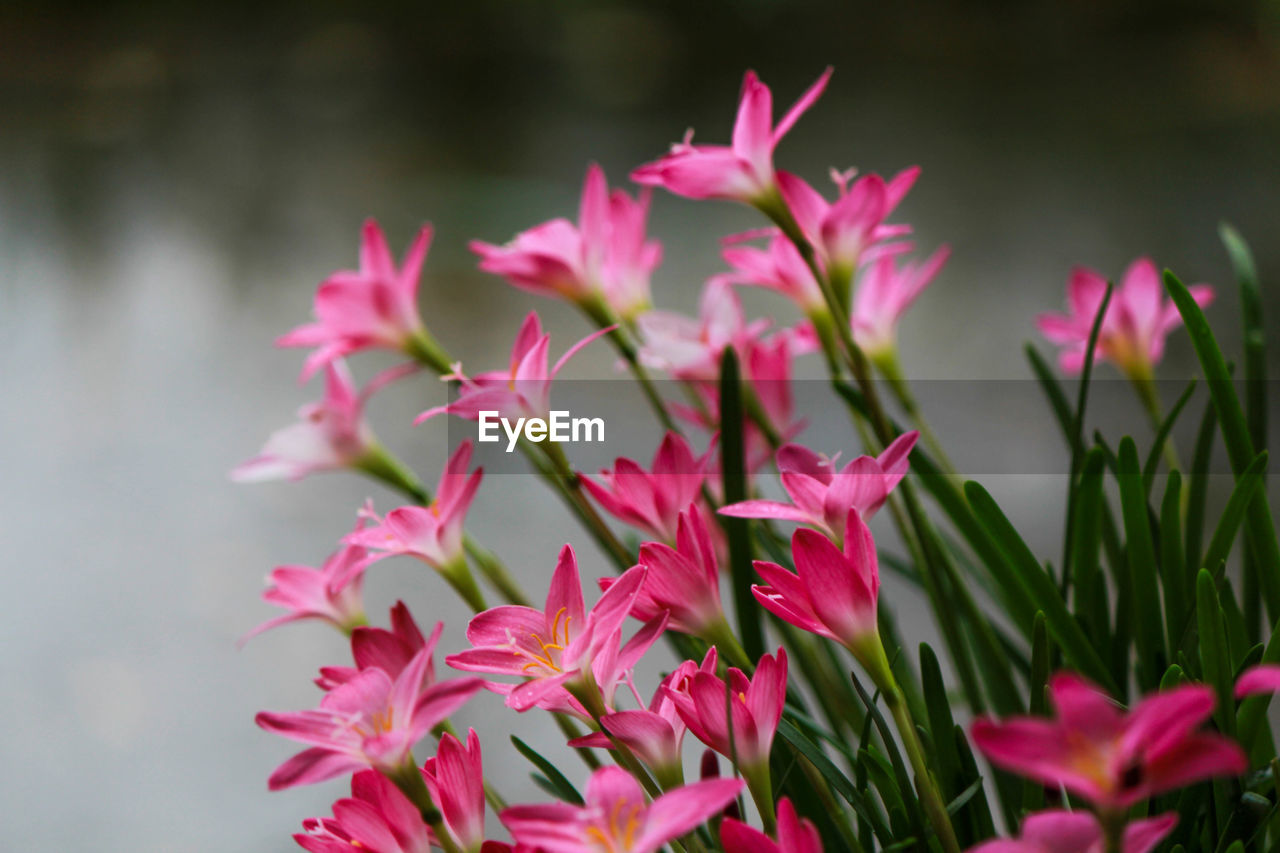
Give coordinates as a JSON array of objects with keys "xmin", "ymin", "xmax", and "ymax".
[
  {"xmin": 752, "ymin": 509, "xmax": 879, "ymax": 653},
  {"xmin": 417, "ymin": 311, "xmax": 611, "ymax": 426},
  {"xmin": 501, "ymin": 766, "xmax": 743, "ymax": 853},
  {"xmin": 471, "ymin": 164, "xmax": 660, "ymax": 320},
  {"xmin": 852, "ymin": 245, "xmax": 950, "ymax": 361},
  {"xmin": 231, "ymin": 360, "xmax": 375, "ymax": 483},
  {"xmin": 447, "ymin": 545, "xmax": 665, "ymax": 713},
  {"xmin": 241, "ymin": 509, "xmax": 372, "ymax": 642},
  {"xmin": 1235, "ymin": 663, "xmax": 1280, "ymax": 697},
  {"xmin": 345, "ymin": 441, "xmax": 482, "ymax": 572},
  {"xmin": 278, "ymin": 219, "xmax": 436, "ymax": 381},
  {"xmin": 665, "ymin": 647, "xmax": 787, "ymax": 771},
  {"xmin": 721, "ymin": 233, "xmax": 826, "ymax": 314},
  {"xmin": 632, "ymin": 68, "xmax": 832, "ymax": 205},
  {"xmin": 295, "ymin": 769, "xmax": 432, "ymax": 853},
  {"xmin": 422, "ymin": 728, "xmax": 488, "ymax": 853},
  {"xmin": 971, "ymin": 672, "xmax": 1247, "ymax": 810},
  {"xmin": 637, "ymin": 278, "xmax": 768, "ymax": 383},
  {"xmin": 719, "ymin": 432, "xmax": 918, "ymax": 542},
  {"xmin": 581, "ymin": 432, "xmax": 714, "ymax": 544},
  {"xmin": 721, "ymin": 798, "xmax": 821, "ymax": 853},
  {"xmin": 968, "ymin": 810, "xmax": 1177, "ymax": 853},
  {"xmin": 318, "ymin": 601, "xmax": 442, "ymax": 691},
  {"xmin": 1036, "ymin": 257, "xmax": 1215, "ymax": 377},
  {"xmin": 255, "ymin": 648, "xmax": 484, "ymax": 789}
]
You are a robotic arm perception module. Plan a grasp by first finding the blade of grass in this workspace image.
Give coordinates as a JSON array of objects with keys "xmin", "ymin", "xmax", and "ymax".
[
  {"xmin": 718, "ymin": 348, "xmax": 763, "ymax": 659},
  {"xmin": 1142, "ymin": 379, "xmax": 1197, "ymax": 494},
  {"xmin": 1118, "ymin": 436, "xmax": 1167, "ymax": 687},
  {"xmin": 1161, "ymin": 471, "xmax": 1188, "ymax": 656}
]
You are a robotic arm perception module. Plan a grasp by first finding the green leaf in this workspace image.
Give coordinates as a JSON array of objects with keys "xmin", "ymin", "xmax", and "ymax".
[
  {"xmin": 1025, "ymin": 344, "xmax": 1075, "ymax": 444},
  {"xmin": 718, "ymin": 347, "xmax": 763, "ymax": 659},
  {"xmin": 1200, "ymin": 451, "xmax": 1268, "ymax": 575},
  {"xmin": 920, "ymin": 643, "xmax": 962, "ymax": 797},
  {"xmin": 1022, "ymin": 612, "xmax": 1050, "ymax": 813},
  {"xmin": 1142, "ymin": 379, "xmax": 1197, "ymax": 494},
  {"xmin": 1160, "ymin": 471, "xmax": 1188, "ymax": 656},
  {"xmin": 1221, "ymin": 224, "xmax": 1267, "ymax": 454},
  {"xmin": 1185, "ymin": 394, "xmax": 1219, "ymax": 573},
  {"xmin": 1072, "ymin": 449, "xmax": 1110, "ymax": 648},
  {"xmin": 511, "ymin": 736, "xmax": 584, "ymax": 805},
  {"xmin": 775, "ymin": 716, "xmax": 891, "ymax": 842},
  {"xmin": 1117, "ymin": 436, "xmax": 1167, "ymax": 687},
  {"xmin": 1196, "ymin": 570, "xmax": 1236, "ymax": 738},
  {"xmin": 954, "ymin": 726, "xmax": 999, "ymax": 842}
]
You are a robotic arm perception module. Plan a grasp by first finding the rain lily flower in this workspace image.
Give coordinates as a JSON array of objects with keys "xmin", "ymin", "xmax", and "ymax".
[
  {"xmin": 255, "ymin": 647, "xmax": 484, "ymax": 789},
  {"xmin": 721, "ymin": 233, "xmax": 826, "ymax": 315},
  {"xmin": 968, "ymin": 810, "xmax": 1177, "ymax": 853},
  {"xmin": 318, "ymin": 601, "xmax": 442, "ymax": 691},
  {"xmin": 971, "ymin": 672, "xmax": 1247, "ymax": 810},
  {"xmin": 581, "ymin": 432, "xmax": 715, "ymax": 544},
  {"xmin": 721, "ymin": 798, "xmax": 821, "ymax": 853},
  {"xmin": 852, "ymin": 245, "xmax": 950, "ymax": 363},
  {"xmin": 295, "ymin": 769, "xmax": 432, "ymax": 853},
  {"xmin": 501, "ymin": 766, "xmax": 743, "ymax": 853},
  {"xmin": 719, "ymin": 432, "xmax": 918, "ymax": 542},
  {"xmin": 632, "ymin": 68, "xmax": 832, "ymax": 206},
  {"xmin": 471, "ymin": 164, "xmax": 660, "ymax": 320},
  {"xmin": 417, "ymin": 311, "xmax": 612, "ymax": 427},
  {"xmin": 1235, "ymin": 663, "xmax": 1280, "ymax": 697},
  {"xmin": 278, "ymin": 219, "xmax": 448, "ymax": 380},
  {"xmin": 241, "ymin": 509, "xmax": 372, "ymax": 642},
  {"xmin": 231, "ymin": 360, "xmax": 376, "ymax": 483},
  {"xmin": 637, "ymin": 278, "xmax": 768, "ymax": 382},
  {"xmin": 447, "ymin": 544, "xmax": 664, "ymax": 714},
  {"xmin": 1036, "ymin": 257, "xmax": 1215, "ymax": 378},
  {"xmin": 422, "ymin": 729, "xmax": 488, "ymax": 853}
]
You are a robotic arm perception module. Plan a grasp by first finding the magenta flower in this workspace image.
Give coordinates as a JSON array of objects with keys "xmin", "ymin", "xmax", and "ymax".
[
  {"xmin": 278, "ymin": 219, "xmax": 438, "ymax": 380},
  {"xmin": 971, "ymin": 672, "xmax": 1247, "ymax": 810},
  {"xmin": 231, "ymin": 360, "xmax": 376, "ymax": 483},
  {"xmin": 722, "ymin": 233, "xmax": 826, "ymax": 315},
  {"xmin": 447, "ymin": 544, "xmax": 664, "ymax": 713},
  {"xmin": 969, "ymin": 810, "xmax": 1177, "ymax": 853},
  {"xmin": 318, "ymin": 601, "xmax": 442, "ymax": 691},
  {"xmin": 581, "ymin": 432, "xmax": 714, "ymax": 544},
  {"xmin": 241, "ymin": 509, "xmax": 372, "ymax": 642},
  {"xmin": 501, "ymin": 766, "xmax": 743, "ymax": 853},
  {"xmin": 345, "ymin": 441, "xmax": 482, "ymax": 573},
  {"xmin": 719, "ymin": 432, "xmax": 918, "ymax": 542},
  {"xmin": 472, "ymin": 164, "xmax": 660, "ymax": 320},
  {"xmin": 255, "ymin": 647, "xmax": 484, "ymax": 789},
  {"xmin": 1036, "ymin": 257, "xmax": 1215, "ymax": 378},
  {"xmin": 637, "ymin": 278, "xmax": 768, "ymax": 382},
  {"xmin": 422, "ymin": 728, "xmax": 488, "ymax": 853},
  {"xmin": 752, "ymin": 509, "xmax": 879, "ymax": 653},
  {"xmin": 295, "ymin": 768, "xmax": 432, "ymax": 853},
  {"xmin": 852, "ymin": 245, "xmax": 950, "ymax": 361},
  {"xmin": 632, "ymin": 68, "xmax": 832, "ymax": 205},
  {"xmin": 417, "ymin": 311, "xmax": 611, "ymax": 426},
  {"xmin": 721, "ymin": 798, "xmax": 822, "ymax": 853},
  {"xmin": 1235, "ymin": 663, "xmax": 1280, "ymax": 697}
]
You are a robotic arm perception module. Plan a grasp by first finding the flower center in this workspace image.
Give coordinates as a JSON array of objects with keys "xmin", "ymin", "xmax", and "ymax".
[
  {"xmin": 518, "ymin": 607, "xmax": 573, "ymax": 675},
  {"xmin": 584, "ymin": 798, "xmax": 644, "ymax": 853}
]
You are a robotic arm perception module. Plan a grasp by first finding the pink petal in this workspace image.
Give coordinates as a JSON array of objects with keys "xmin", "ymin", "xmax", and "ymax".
[
  {"xmin": 1236, "ymin": 663, "xmax": 1280, "ymax": 697},
  {"xmin": 638, "ymin": 777, "xmax": 744, "ymax": 853},
  {"xmin": 268, "ymin": 747, "xmax": 364, "ymax": 790},
  {"xmin": 772, "ymin": 66, "xmax": 833, "ymax": 144}
]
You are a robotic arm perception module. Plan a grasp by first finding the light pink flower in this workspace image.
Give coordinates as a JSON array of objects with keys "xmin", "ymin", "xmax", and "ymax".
[
  {"xmin": 971, "ymin": 672, "xmax": 1247, "ymax": 810},
  {"xmin": 231, "ymin": 360, "xmax": 375, "ymax": 483},
  {"xmin": 241, "ymin": 510, "xmax": 372, "ymax": 642},
  {"xmin": 637, "ymin": 278, "xmax": 769, "ymax": 382},
  {"xmin": 721, "ymin": 233, "xmax": 826, "ymax": 314},
  {"xmin": 666, "ymin": 647, "xmax": 787, "ymax": 771},
  {"xmin": 345, "ymin": 441, "xmax": 482, "ymax": 571},
  {"xmin": 969, "ymin": 810, "xmax": 1177, "ymax": 853},
  {"xmin": 256, "ymin": 648, "xmax": 484, "ymax": 789},
  {"xmin": 471, "ymin": 164, "xmax": 660, "ymax": 320},
  {"xmin": 1235, "ymin": 663, "xmax": 1280, "ymax": 697},
  {"xmin": 417, "ymin": 311, "xmax": 611, "ymax": 426},
  {"xmin": 719, "ymin": 432, "xmax": 918, "ymax": 542},
  {"xmin": 422, "ymin": 728, "xmax": 488, "ymax": 853},
  {"xmin": 501, "ymin": 766, "xmax": 743, "ymax": 853},
  {"xmin": 279, "ymin": 219, "xmax": 434, "ymax": 381},
  {"xmin": 721, "ymin": 798, "xmax": 822, "ymax": 853},
  {"xmin": 581, "ymin": 432, "xmax": 714, "ymax": 544},
  {"xmin": 447, "ymin": 545, "xmax": 665, "ymax": 713},
  {"xmin": 752, "ymin": 509, "xmax": 879, "ymax": 652},
  {"xmin": 632, "ymin": 68, "xmax": 832, "ymax": 205},
  {"xmin": 1036, "ymin": 257, "xmax": 1215, "ymax": 377},
  {"xmin": 295, "ymin": 768, "xmax": 432, "ymax": 853},
  {"xmin": 852, "ymin": 245, "xmax": 950, "ymax": 360},
  {"xmin": 317, "ymin": 601, "xmax": 442, "ymax": 691}
]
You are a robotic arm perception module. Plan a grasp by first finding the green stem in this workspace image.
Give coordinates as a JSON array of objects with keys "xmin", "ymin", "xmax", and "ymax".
[
  {"xmin": 440, "ymin": 556, "xmax": 488, "ymax": 612},
  {"xmin": 540, "ymin": 442, "xmax": 634, "ymax": 569},
  {"xmin": 464, "ymin": 537, "xmax": 531, "ymax": 606},
  {"xmin": 877, "ymin": 349, "xmax": 960, "ymax": 480},
  {"xmin": 703, "ymin": 618, "xmax": 755, "ymax": 671},
  {"xmin": 405, "ymin": 328, "xmax": 454, "ymax": 375},
  {"xmin": 387, "ymin": 760, "xmax": 464, "ymax": 853},
  {"xmin": 1131, "ymin": 373, "xmax": 1181, "ymax": 474},
  {"xmin": 742, "ymin": 763, "xmax": 777, "ymax": 837}
]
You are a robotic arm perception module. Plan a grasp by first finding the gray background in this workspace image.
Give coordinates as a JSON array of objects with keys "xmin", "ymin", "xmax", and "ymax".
[{"xmin": 2, "ymin": 1, "xmax": 1277, "ymax": 850}]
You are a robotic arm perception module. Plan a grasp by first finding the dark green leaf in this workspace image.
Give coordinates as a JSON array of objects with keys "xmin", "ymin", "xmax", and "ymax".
[
  {"xmin": 1142, "ymin": 379, "xmax": 1197, "ymax": 493},
  {"xmin": 1117, "ymin": 436, "xmax": 1167, "ymax": 687},
  {"xmin": 718, "ymin": 347, "xmax": 763, "ymax": 658},
  {"xmin": 511, "ymin": 736, "xmax": 584, "ymax": 805}
]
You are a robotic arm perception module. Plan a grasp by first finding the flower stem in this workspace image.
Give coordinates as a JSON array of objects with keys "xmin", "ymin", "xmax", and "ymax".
[
  {"xmin": 387, "ymin": 760, "xmax": 463, "ymax": 853},
  {"xmin": 540, "ymin": 442, "xmax": 634, "ymax": 569},
  {"xmin": 742, "ymin": 763, "xmax": 777, "ymax": 837},
  {"xmin": 1131, "ymin": 372, "xmax": 1181, "ymax": 473}
]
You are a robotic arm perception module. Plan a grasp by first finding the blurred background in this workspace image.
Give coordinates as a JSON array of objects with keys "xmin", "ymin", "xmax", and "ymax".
[{"xmin": 1, "ymin": 1, "xmax": 1277, "ymax": 850}]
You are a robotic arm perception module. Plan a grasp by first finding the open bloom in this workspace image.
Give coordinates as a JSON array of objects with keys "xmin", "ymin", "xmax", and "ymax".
[
  {"xmin": 721, "ymin": 798, "xmax": 821, "ymax": 853},
  {"xmin": 1235, "ymin": 663, "xmax": 1280, "ymax": 697},
  {"xmin": 501, "ymin": 766, "xmax": 743, "ymax": 853},
  {"xmin": 581, "ymin": 432, "xmax": 714, "ymax": 544},
  {"xmin": 969, "ymin": 810, "xmax": 1177, "ymax": 853},
  {"xmin": 1036, "ymin": 257, "xmax": 1215, "ymax": 377},
  {"xmin": 632, "ymin": 68, "xmax": 832, "ymax": 205},
  {"xmin": 422, "ymin": 729, "xmax": 488, "ymax": 853},
  {"xmin": 472, "ymin": 164, "xmax": 659, "ymax": 320},
  {"xmin": 417, "ymin": 311, "xmax": 611, "ymax": 426},
  {"xmin": 637, "ymin": 278, "xmax": 768, "ymax": 382},
  {"xmin": 719, "ymin": 432, "xmax": 917, "ymax": 542},
  {"xmin": 318, "ymin": 601, "xmax": 441, "ymax": 691},
  {"xmin": 721, "ymin": 233, "xmax": 826, "ymax": 315},
  {"xmin": 295, "ymin": 769, "xmax": 432, "ymax": 853},
  {"xmin": 666, "ymin": 647, "xmax": 787, "ymax": 771},
  {"xmin": 231, "ymin": 360, "xmax": 376, "ymax": 483},
  {"xmin": 971, "ymin": 672, "xmax": 1247, "ymax": 810},
  {"xmin": 345, "ymin": 441, "xmax": 482, "ymax": 572},
  {"xmin": 241, "ymin": 509, "xmax": 372, "ymax": 642},
  {"xmin": 255, "ymin": 647, "xmax": 484, "ymax": 789},
  {"xmin": 752, "ymin": 509, "xmax": 879, "ymax": 653},
  {"xmin": 852, "ymin": 245, "xmax": 950, "ymax": 361},
  {"xmin": 278, "ymin": 219, "xmax": 438, "ymax": 380},
  {"xmin": 447, "ymin": 545, "xmax": 664, "ymax": 713}
]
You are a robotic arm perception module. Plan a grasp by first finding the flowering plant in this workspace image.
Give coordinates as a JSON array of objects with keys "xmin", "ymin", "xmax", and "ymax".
[{"xmin": 238, "ymin": 68, "xmax": 1278, "ymax": 853}]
